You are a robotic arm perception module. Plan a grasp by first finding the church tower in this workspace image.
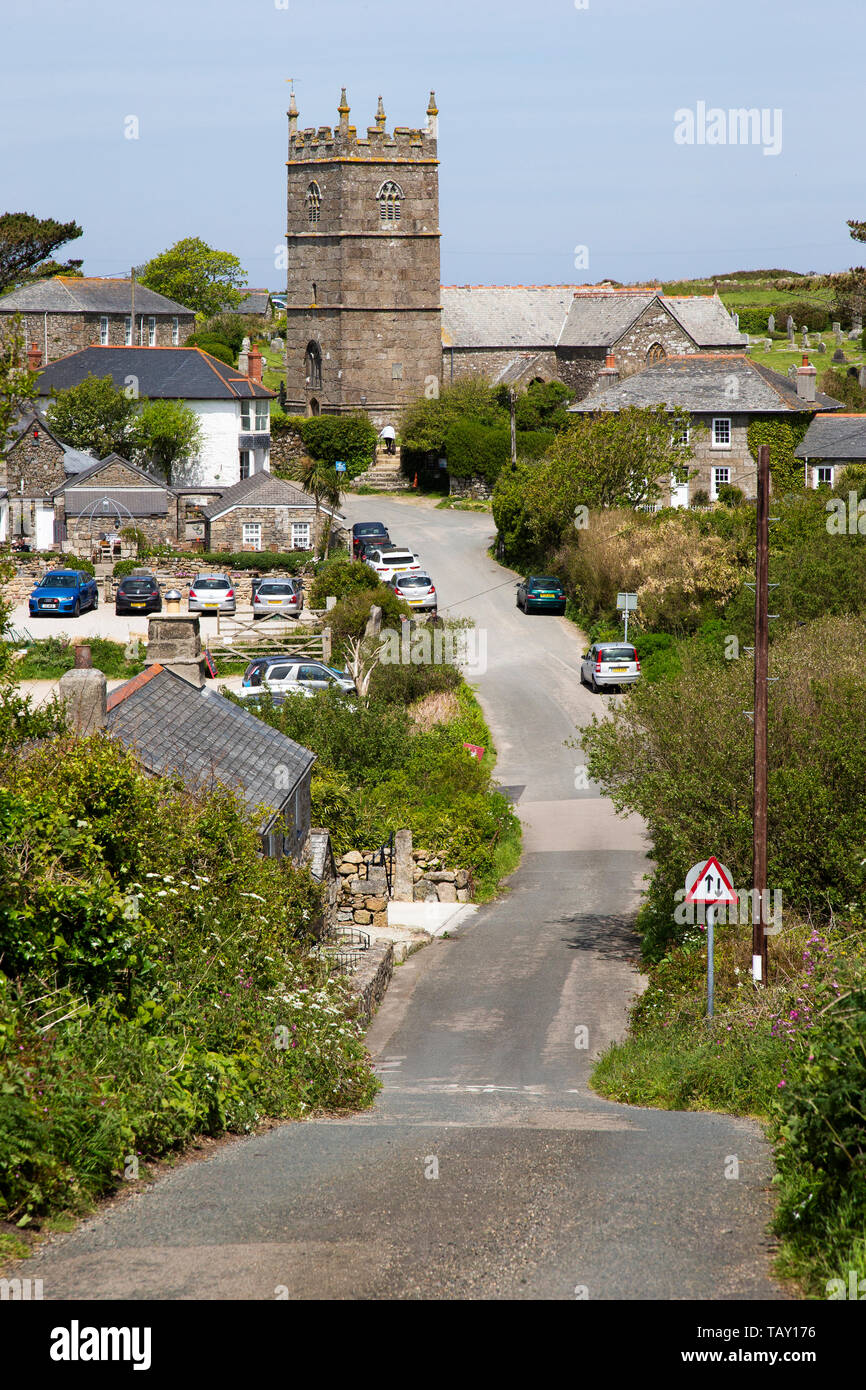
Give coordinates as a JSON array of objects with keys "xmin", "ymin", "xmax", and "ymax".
[{"xmin": 284, "ymin": 88, "xmax": 441, "ymax": 425}]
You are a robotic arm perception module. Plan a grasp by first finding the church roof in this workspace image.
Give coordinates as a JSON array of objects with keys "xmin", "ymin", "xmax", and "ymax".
[
  {"xmin": 664, "ymin": 295, "xmax": 748, "ymax": 348},
  {"xmin": 440, "ymin": 285, "xmax": 578, "ymax": 348},
  {"xmin": 557, "ymin": 291, "xmax": 658, "ymax": 347}
]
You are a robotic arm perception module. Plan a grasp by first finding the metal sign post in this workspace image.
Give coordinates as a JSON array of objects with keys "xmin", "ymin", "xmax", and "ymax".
[
  {"xmin": 616, "ymin": 591, "xmax": 637, "ymax": 644},
  {"xmin": 685, "ymin": 858, "xmax": 737, "ymax": 1020}
]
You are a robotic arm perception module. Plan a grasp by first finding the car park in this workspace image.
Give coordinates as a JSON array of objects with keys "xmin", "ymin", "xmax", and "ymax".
[
  {"xmin": 389, "ymin": 572, "xmax": 437, "ymax": 613},
  {"xmin": 580, "ymin": 642, "xmax": 641, "ymax": 693},
  {"xmin": 114, "ymin": 572, "xmax": 162, "ymax": 616},
  {"xmin": 363, "ymin": 547, "xmax": 421, "ymax": 583},
  {"xmin": 251, "ymin": 576, "xmax": 304, "ymax": 619},
  {"xmin": 352, "ymin": 521, "xmax": 391, "ymax": 558},
  {"xmin": 239, "ymin": 658, "xmax": 355, "ymax": 696},
  {"xmin": 29, "ymin": 569, "xmax": 99, "ymax": 618},
  {"xmin": 516, "ymin": 575, "xmax": 567, "ymax": 615},
  {"xmin": 188, "ymin": 573, "xmax": 236, "ymax": 614}
]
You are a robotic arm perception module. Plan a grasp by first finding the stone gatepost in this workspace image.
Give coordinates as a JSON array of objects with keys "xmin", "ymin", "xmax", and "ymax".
[
  {"xmin": 393, "ymin": 828, "xmax": 414, "ymax": 901},
  {"xmin": 59, "ymin": 668, "xmax": 107, "ymax": 734}
]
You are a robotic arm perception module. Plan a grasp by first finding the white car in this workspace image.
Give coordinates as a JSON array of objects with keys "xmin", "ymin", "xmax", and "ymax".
[
  {"xmin": 238, "ymin": 659, "xmax": 355, "ymax": 697},
  {"xmin": 363, "ymin": 547, "xmax": 421, "ymax": 583},
  {"xmin": 580, "ymin": 642, "xmax": 641, "ymax": 693}
]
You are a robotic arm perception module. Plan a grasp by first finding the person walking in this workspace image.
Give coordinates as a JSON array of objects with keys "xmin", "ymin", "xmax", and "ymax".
[{"xmin": 379, "ymin": 424, "xmax": 397, "ymax": 456}]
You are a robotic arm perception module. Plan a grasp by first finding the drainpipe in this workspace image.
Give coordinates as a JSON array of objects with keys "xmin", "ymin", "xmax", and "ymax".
[{"xmin": 44, "ymin": 312, "xmax": 48, "ymax": 363}]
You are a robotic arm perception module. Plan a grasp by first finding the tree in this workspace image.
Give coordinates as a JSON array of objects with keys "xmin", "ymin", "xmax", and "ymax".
[
  {"xmin": 138, "ymin": 238, "xmax": 246, "ymax": 317},
  {"xmin": 288, "ymin": 455, "xmax": 343, "ymax": 558},
  {"xmin": 0, "ymin": 212, "xmax": 83, "ymax": 294},
  {"xmin": 400, "ymin": 378, "xmax": 505, "ymax": 459},
  {"xmin": 45, "ymin": 375, "xmax": 138, "ymax": 458},
  {"xmin": 0, "ymin": 314, "xmax": 38, "ymax": 455},
  {"xmin": 128, "ymin": 399, "xmax": 202, "ymax": 483}
]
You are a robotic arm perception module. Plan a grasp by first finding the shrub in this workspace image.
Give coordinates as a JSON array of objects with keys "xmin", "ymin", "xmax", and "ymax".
[
  {"xmin": 368, "ymin": 658, "xmax": 462, "ymax": 706},
  {"xmin": 444, "ymin": 420, "xmax": 553, "ymax": 485},
  {"xmin": 326, "ymin": 585, "xmax": 411, "ymax": 654},
  {"xmin": 120, "ymin": 526, "xmax": 149, "ymax": 555},
  {"xmin": 274, "ymin": 414, "xmax": 376, "ymax": 477},
  {"xmin": 112, "ymin": 558, "xmax": 138, "ymax": 579},
  {"xmin": 309, "ymin": 559, "xmax": 379, "ymax": 608},
  {"xmin": 716, "ymin": 483, "xmax": 744, "ymax": 507}
]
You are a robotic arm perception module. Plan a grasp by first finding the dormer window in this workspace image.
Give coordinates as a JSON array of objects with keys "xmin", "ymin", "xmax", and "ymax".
[
  {"xmin": 377, "ymin": 180, "xmax": 403, "ymax": 224},
  {"xmin": 306, "ymin": 181, "xmax": 321, "ymax": 226}
]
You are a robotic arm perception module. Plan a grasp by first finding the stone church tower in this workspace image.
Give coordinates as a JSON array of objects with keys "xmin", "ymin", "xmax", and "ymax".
[{"xmin": 283, "ymin": 88, "xmax": 442, "ymax": 426}]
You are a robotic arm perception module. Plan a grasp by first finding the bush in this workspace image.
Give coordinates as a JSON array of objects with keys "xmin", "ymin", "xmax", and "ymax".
[
  {"xmin": 196, "ymin": 550, "xmax": 314, "ymax": 572},
  {"xmin": 309, "ymin": 559, "xmax": 379, "ymax": 609},
  {"xmin": 274, "ymin": 414, "xmax": 376, "ymax": 477},
  {"xmin": 444, "ymin": 420, "xmax": 553, "ymax": 486},
  {"xmin": 716, "ymin": 483, "xmax": 744, "ymax": 508},
  {"xmin": 120, "ymin": 526, "xmax": 150, "ymax": 555},
  {"xmin": 326, "ymin": 585, "xmax": 411, "ymax": 654},
  {"xmin": 368, "ymin": 658, "xmax": 462, "ymax": 706},
  {"xmin": 112, "ymin": 558, "xmax": 139, "ymax": 579},
  {"xmin": 186, "ymin": 333, "xmax": 236, "ymax": 366}
]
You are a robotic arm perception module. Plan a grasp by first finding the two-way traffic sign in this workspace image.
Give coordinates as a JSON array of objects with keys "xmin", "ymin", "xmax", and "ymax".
[{"xmin": 685, "ymin": 857, "xmax": 736, "ymax": 906}]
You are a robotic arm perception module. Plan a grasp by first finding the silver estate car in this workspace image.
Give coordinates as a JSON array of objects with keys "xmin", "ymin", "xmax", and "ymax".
[
  {"xmin": 188, "ymin": 574, "xmax": 236, "ymax": 615},
  {"xmin": 580, "ymin": 642, "xmax": 641, "ymax": 693}
]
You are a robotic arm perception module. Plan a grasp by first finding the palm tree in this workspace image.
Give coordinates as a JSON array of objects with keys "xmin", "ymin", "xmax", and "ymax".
[{"xmin": 289, "ymin": 455, "xmax": 342, "ymax": 558}]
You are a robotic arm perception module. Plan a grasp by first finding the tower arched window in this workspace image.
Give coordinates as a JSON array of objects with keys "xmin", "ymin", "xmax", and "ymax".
[
  {"xmin": 305, "ymin": 341, "xmax": 322, "ymax": 390},
  {"xmin": 377, "ymin": 180, "xmax": 403, "ymax": 224},
  {"xmin": 646, "ymin": 342, "xmax": 666, "ymax": 364},
  {"xmin": 306, "ymin": 181, "xmax": 321, "ymax": 226}
]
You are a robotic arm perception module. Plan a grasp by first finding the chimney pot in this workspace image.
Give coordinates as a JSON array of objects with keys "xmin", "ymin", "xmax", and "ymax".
[
  {"xmin": 796, "ymin": 355, "xmax": 817, "ymax": 403},
  {"xmin": 27, "ymin": 343, "xmax": 42, "ymax": 370},
  {"xmin": 247, "ymin": 345, "xmax": 263, "ymax": 384}
]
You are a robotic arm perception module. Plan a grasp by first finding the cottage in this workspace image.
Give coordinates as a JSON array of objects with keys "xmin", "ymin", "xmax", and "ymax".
[
  {"xmin": 0, "ymin": 277, "xmax": 196, "ymax": 364},
  {"xmin": 227, "ymin": 288, "xmax": 276, "ymax": 321},
  {"xmin": 569, "ymin": 352, "xmax": 843, "ymax": 504},
  {"xmin": 1, "ymin": 411, "xmax": 94, "ymax": 547},
  {"xmin": 199, "ymin": 470, "xmax": 343, "ymax": 553},
  {"xmin": 794, "ymin": 414, "xmax": 866, "ymax": 489},
  {"xmin": 35, "ymin": 345, "xmax": 275, "ymax": 487},
  {"xmin": 51, "ymin": 453, "xmax": 179, "ymax": 553}
]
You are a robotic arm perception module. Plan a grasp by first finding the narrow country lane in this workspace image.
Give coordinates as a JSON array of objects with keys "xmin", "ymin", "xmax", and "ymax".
[{"xmin": 23, "ymin": 495, "xmax": 786, "ymax": 1300}]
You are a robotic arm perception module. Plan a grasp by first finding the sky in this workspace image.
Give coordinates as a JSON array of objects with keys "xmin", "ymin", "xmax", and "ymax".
[{"xmin": 2, "ymin": 0, "xmax": 864, "ymax": 290}]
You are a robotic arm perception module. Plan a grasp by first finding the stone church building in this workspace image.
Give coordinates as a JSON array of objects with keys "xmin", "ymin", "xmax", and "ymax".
[{"xmin": 284, "ymin": 92, "xmax": 746, "ymax": 424}]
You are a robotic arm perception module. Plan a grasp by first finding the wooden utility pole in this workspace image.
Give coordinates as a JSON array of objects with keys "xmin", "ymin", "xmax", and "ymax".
[
  {"xmin": 752, "ymin": 444, "xmax": 770, "ymax": 984},
  {"xmin": 509, "ymin": 387, "xmax": 517, "ymax": 464}
]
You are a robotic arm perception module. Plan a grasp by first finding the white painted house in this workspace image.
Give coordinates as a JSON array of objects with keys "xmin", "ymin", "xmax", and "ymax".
[{"xmin": 35, "ymin": 345, "xmax": 274, "ymax": 487}]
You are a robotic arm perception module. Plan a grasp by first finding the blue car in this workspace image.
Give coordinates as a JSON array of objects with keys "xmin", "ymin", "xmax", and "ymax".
[{"xmin": 29, "ymin": 569, "xmax": 99, "ymax": 618}]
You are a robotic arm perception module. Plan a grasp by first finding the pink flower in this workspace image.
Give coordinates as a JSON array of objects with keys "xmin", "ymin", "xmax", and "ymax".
[{"xmin": 777, "ymin": 1080, "xmax": 786, "ymax": 1088}]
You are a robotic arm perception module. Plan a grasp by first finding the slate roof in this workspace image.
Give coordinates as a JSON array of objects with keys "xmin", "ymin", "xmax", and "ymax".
[
  {"xmin": 440, "ymin": 285, "xmax": 579, "ymax": 348},
  {"xmin": 200, "ymin": 470, "xmax": 343, "ymax": 520},
  {"xmin": 794, "ymin": 414, "xmax": 866, "ymax": 460},
  {"xmin": 5, "ymin": 410, "xmax": 97, "ymax": 474},
  {"xmin": 665, "ymin": 295, "xmax": 748, "ymax": 348},
  {"xmin": 51, "ymin": 453, "xmax": 171, "ymax": 494},
  {"xmin": 558, "ymin": 290, "xmax": 657, "ymax": 348},
  {"xmin": 569, "ymin": 354, "xmax": 844, "ymax": 415},
  {"xmin": 232, "ymin": 288, "xmax": 272, "ymax": 316},
  {"xmin": 35, "ymin": 346, "xmax": 275, "ymax": 400},
  {"xmin": 0, "ymin": 276, "xmax": 195, "ymax": 316},
  {"xmin": 106, "ymin": 664, "xmax": 315, "ymax": 831}
]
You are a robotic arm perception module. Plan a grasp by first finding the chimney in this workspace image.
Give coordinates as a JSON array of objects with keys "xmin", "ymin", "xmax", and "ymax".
[
  {"xmin": 597, "ymin": 352, "xmax": 620, "ymax": 389},
  {"xmin": 59, "ymin": 668, "xmax": 107, "ymax": 734},
  {"xmin": 144, "ymin": 613, "xmax": 206, "ymax": 688},
  {"xmin": 27, "ymin": 342, "xmax": 42, "ymax": 370},
  {"xmin": 247, "ymin": 344, "xmax": 263, "ymax": 384},
  {"xmin": 796, "ymin": 354, "xmax": 817, "ymax": 403}
]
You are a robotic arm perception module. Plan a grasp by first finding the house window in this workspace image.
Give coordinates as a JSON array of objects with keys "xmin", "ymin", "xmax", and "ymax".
[
  {"xmin": 305, "ymin": 341, "xmax": 322, "ymax": 389},
  {"xmin": 255, "ymin": 401, "xmax": 268, "ymax": 431},
  {"xmin": 99, "ymin": 316, "xmax": 109, "ymax": 345},
  {"xmin": 124, "ymin": 315, "xmax": 132, "ymax": 345},
  {"xmin": 711, "ymin": 466, "xmax": 731, "ymax": 499},
  {"xmin": 646, "ymin": 342, "xmax": 666, "ymax": 364},
  {"xmin": 377, "ymin": 180, "xmax": 403, "ymax": 223},
  {"xmin": 712, "ymin": 417, "xmax": 731, "ymax": 448},
  {"xmin": 172, "ymin": 316, "xmax": 179, "ymax": 346},
  {"xmin": 242, "ymin": 522, "xmax": 261, "ymax": 550},
  {"xmin": 240, "ymin": 403, "xmax": 252, "ymax": 431},
  {"xmin": 816, "ymin": 465, "xmax": 834, "ymax": 487},
  {"xmin": 306, "ymin": 181, "xmax": 321, "ymax": 226},
  {"xmin": 239, "ymin": 451, "xmax": 252, "ymax": 480},
  {"xmin": 148, "ymin": 316, "xmax": 156, "ymax": 347},
  {"xmin": 291, "ymin": 521, "xmax": 311, "ymax": 550},
  {"xmin": 673, "ymin": 424, "xmax": 690, "ymax": 447},
  {"xmin": 392, "ymin": 362, "xmax": 403, "ymax": 380}
]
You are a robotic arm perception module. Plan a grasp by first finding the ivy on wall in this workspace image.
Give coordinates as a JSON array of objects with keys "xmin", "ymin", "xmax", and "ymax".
[{"xmin": 747, "ymin": 416, "xmax": 812, "ymax": 495}]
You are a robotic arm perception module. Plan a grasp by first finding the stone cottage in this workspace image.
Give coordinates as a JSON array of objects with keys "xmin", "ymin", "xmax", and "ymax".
[
  {"xmin": 1, "ymin": 411, "xmax": 95, "ymax": 548},
  {"xmin": 0, "ymin": 277, "xmax": 196, "ymax": 364},
  {"xmin": 569, "ymin": 352, "xmax": 843, "ymax": 503},
  {"xmin": 200, "ymin": 471, "xmax": 343, "ymax": 553},
  {"xmin": 51, "ymin": 453, "xmax": 179, "ymax": 552},
  {"xmin": 794, "ymin": 413, "xmax": 866, "ymax": 489}
]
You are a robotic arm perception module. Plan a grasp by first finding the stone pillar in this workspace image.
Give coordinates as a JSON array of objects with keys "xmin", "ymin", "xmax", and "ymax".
[
  {"xmin": 321, "ymin": 627, "xmax": 332, "ymax": 665},
  {"xmin": 144, "ymin": 614, "xmax": 206, "ymax": 688},
  {"xmin": 393, "ymin": 828, "xmax": 413, "ymax": 901},
  {"xmin": 365, "ymin": 605, "xmax": 382, "ymax": 638},
  {"xmin": 59, "ymin": 668, "xmax": 107, "ymax": 734}
]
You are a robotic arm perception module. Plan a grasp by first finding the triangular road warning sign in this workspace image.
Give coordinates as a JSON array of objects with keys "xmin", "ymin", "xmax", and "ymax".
[{"xmin": 686, "ymin": 857, "xmax": 737, "ymax": 904}]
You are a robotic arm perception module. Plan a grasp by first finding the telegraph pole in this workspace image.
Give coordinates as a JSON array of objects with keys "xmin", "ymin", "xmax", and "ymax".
[
  {"xmin": 752, "ymin": 443, "xmax": 770, "ymax": 984},
  {"xmin": 509, "ymin": 387, "xmax": 517, "ymax": 464}
]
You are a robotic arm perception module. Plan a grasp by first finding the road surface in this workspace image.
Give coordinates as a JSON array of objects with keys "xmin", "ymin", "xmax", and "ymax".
[{"xmin": 22, "ymin": 495, "xmax": 785, "ymax": 1300}]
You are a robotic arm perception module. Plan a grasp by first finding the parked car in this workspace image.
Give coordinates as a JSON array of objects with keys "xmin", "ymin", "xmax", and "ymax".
[
  {"xmin": 363, "ymin": 547, "xmax": 421, "ymax": 583},
  {"xmin": 580, "ymin": 642, "xmax": 641, "ymax": 693},
  {"xmin": 29, "ymin": 569, "xmax": 99, "ymax": 618},
  {"xmin": 352, "ymin": 521, "xmax": 391, "ymax": 559},
  {"xmin": 516, "ymin": 575, "xmax": 567, "ymax": 615},
  {"xmin": 114, "ymin": 572, "xmax": 162, "ymax": 616},
  {"xmin": 388, "ymin": 572, "xmax": 437, "ymax": 613},
  {"xmin": 240, "ymin": 659, "xmax": 355, "ymax": 695},
  {"xmin": 242, "ymin": 652, "xmax": 310, "ymax": 686},
  {"xmin": 188, "ymin": 573, "xmax": 236, "ymax": 614},
  {"xmin": 252, "ymin": 576, "xmax": 304, "ymax": 619}
]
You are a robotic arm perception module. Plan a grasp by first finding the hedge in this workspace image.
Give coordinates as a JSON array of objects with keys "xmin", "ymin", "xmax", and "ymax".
[
  {"xmin": 112, "ymin": 550, "xmax": 315, "ymax": 578},
  {"xmin": 273, "ymin": 414, "xmax": 377, "ymax": 477},
  {"xmin": 444, "ymin": 421, "xmax": 554, "ymax": 485}
]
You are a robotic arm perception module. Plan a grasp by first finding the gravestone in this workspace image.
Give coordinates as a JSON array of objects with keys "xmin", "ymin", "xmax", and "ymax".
[
  {"xmin": 859, "ymin": 366, "xmax": 866, "ymax": 391},
  {"xmin": 238, "ymin": 336, "xmax": 251, "ymax": 375},
  {"xmin": 833, "ymin": 348, "xmax": 846, "ymax": 363},
  {"xmin": 765, "ymin": 338, "xmax": 773, "ymax": 351},
  {"xmin": 786, "ymin": 315, "xmax": 794, "ymax": 341},
  {"xmin": 270, "ymin": 337, "xmax": 285, "ymax": 351},
  {"xmin": 732, "ymin": 311, "xmax": 740, "ymax": 330},
  {"xmin": 815, "ymin": 340, "xmax": 826, "ymax": 353},
  {"xmin": 802, "ymin": 329, "xmax": 810, "ymax": 348},
  {"xmin": 853, "ymin": 314, "xmax": 863, "ymax": 334},
  {"xmin": 849, "ymin": 329, "xmax": 861, "ymax": 341},
  {"xmin": 787, "ymin": 365, "xmax": 798, "ymax": 380},
  {"xmin": 767, "ymin": 313, "xmax": 775, "ymax": 333}
]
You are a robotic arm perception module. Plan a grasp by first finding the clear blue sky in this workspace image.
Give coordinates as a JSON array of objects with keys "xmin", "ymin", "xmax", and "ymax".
[{"xmin": 2, "ymin": 0, "xmax": 862, "ymax": 289}]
